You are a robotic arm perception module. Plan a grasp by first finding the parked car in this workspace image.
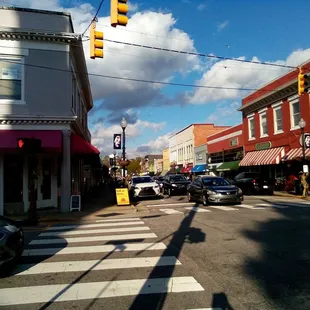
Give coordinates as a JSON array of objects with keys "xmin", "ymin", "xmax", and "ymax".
[
  {"xmin": 129, "ymin": 176, "xmax": 161, "ymax": 199},
  {"xmin": 163, "ymin": 174, "xmax": 191, "ymax": 196},
  {"xmin": 153, "ymin": 176, "xmax": 165, "ymax": 192},
  {"xmin": 187, "ymin": 175, "xmax": 243, "ymax": 205},
  {"xmin": 232, "ymin": 172, "xmax": 274, "ymax": 195},
  {"xmin": 0, "ymin": 216, "xmax": 24, "ymax": 269}
]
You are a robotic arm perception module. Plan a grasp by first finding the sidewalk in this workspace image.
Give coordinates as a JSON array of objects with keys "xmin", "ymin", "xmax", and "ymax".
[
  {"xmin": 9, "ymin": 185, "xmax": 149, "ymax": 226},
  {"xmin": 273, "ymin": 191, "xmax": 310, "ymax": 200}
]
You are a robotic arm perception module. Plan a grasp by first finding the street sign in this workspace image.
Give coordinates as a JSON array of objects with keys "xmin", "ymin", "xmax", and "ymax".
[{"xmin": 115, "ymin": 188, "xmax": 130, "ymax": 206}]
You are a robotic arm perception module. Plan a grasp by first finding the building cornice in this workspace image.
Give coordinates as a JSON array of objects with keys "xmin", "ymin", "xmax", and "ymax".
[
  {"xmin": 0, "ymin": 115, "xmax": 77, "ymax": 125},
  {"xmin": 239, "ymin": 81, "xmax": 297, "ymax": 115}
]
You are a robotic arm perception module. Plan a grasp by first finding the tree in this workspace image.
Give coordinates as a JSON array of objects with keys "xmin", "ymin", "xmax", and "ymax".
[
  {"xmin": 127, "ymin": 157, "xmax": 142, "ymax": 175},
  {"xmin": 101, "ymin": 155, "xmax": 110, "ymax": 167}
]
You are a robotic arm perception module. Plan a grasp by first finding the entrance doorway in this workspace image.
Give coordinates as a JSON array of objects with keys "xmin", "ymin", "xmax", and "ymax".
[{"xmin": 37, "ymin": 156, "xmax": 57, "ymax": 209}]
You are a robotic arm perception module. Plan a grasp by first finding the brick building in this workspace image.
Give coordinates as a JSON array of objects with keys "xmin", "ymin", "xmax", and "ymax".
[
  {"xmin": 168, "ymin": 124, "xmax": 230, "ymax": 173},
  {"xmin": 238, "ymin": 59, "xmax": 310, "ymax": 181},
  {"xmin": 206, "ymin": 124, "xmax": 244, "ymax": 178}
]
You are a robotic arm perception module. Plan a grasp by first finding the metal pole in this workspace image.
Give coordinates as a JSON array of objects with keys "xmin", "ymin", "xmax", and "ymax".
[
  {"xmin": 302, "ymin": 127, "xmax": 306, "ymax": 165},
  {"xmin": 122, "ymin": 127, "xmax": 126, "ymax": 178}
]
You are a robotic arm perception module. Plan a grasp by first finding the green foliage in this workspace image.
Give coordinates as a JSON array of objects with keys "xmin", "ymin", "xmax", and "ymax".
[{"xmin": 127, "ymin": 157, "xmax": 142, "ymax": 175}]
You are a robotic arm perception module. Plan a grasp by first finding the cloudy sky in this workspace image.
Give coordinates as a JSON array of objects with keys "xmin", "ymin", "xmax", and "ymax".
[{"xmin": 3, "ymin": 0, "xmax": 310, "ymax": 157}]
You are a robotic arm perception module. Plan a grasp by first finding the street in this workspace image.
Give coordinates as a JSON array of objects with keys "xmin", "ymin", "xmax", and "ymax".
[{"xmin": 1, "ymin": 194, "xmax": 310, "ymax": 310}]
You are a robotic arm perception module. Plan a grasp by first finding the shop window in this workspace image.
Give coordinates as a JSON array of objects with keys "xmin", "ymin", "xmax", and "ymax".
[
  {"xmin": 290, "ymin": 98, "xmax": 300, "ymax": 129},
  {"xmin": 4, "ymin": 155, "xmax": 23, "ymax": 203},
  {"xmin": 0, "ymin": 57, "xmax": 24, "ymax": 103},
  {"xmin": 259, "ymin": 112, "xmax": 268, "ymax": 137}
]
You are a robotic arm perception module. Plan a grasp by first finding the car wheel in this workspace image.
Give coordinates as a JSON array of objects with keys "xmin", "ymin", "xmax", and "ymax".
[
  {"xmin": 202, "ymin": 194, "xmax": 208, "ymax": 206},
  {"xmin": 187, "ymin": 192, "xmax": 193, "ymax": 202}
]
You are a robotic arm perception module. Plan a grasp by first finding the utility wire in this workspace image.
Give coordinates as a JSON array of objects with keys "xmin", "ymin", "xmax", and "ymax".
[
  {"xmin": 81, "ymin": 0, "xmax": 105, "ymax": 37},
  {"xmin": 103, "ymin": 38, "xmax": 296, "ymax": 69},
  {"xmin": 0, "ymin": 58, "xmax": 293, "ymax": 93}
]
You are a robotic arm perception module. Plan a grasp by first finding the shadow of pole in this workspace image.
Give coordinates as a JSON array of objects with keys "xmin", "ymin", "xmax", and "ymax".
[{"xmin": 129, "ymin": 202, "xmax": 205, "ymax": 310}]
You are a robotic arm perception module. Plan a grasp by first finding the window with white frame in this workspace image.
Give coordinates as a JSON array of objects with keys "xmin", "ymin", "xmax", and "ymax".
[
  {"xmin": 248, "ymin": 116, "xmax": 255, "ymax": 139},
  {"xmin": 290, "ymin": 98, "xmax": 300, "ymax": 128},
  {"xmin": 0, "ymin": 57, "xmax": 23, "ymax": 102},
  {"xmin": 259, "ymin": 112, "xmax": 268, "ymax": 136},
  {"xmin": 273, "ymin": 105, "xmax": 283, "ymax": 133}
]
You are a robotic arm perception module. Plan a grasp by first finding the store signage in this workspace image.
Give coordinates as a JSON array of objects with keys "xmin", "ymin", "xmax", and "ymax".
[
  {"xmin": 115, "ymin": 188, "xmax": 130, "ymax": 206},
  {"xmin": 255, "ymin": 141, "xmax": 271, "ymax": 150},
  {"xmin": 229, "ymin": 137, "xmax": 238, "ymax": 147}
]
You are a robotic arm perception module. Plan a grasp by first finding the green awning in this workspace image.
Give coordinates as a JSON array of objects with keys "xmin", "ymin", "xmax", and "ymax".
[{"xmin": 217, "ymin": 160, "xmax": 240, "ymax": 172}]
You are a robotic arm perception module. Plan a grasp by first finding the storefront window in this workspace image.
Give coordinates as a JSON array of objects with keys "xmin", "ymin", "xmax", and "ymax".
[{"xmin": 4, "ymin": 155, "xmax": 23, "ymax": 203}]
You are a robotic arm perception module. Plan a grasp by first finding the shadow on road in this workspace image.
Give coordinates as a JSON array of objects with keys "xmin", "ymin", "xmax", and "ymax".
[
  {"xmin": 212, "ymin": 292, "xmax": 235, "ymax": 310},
  {"xmin": 129, "ymin": 202, "xmax": 206, "ymax": 310},
  {"xmin": 242, "ymin": 206, "xmax": 310, "ymax": 309}
]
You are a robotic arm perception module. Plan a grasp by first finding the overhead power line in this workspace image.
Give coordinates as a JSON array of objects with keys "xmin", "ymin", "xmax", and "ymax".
[
  {"xmin": 0, "ymin": 58, "xmax": 289, "ymax": 93},
  {"xmin": 103, "ymin": 38, "xmax": 296, "ymax": 69},
  {"xmin": 82, "ymin": 0, "xmax": 105, "ymax": 37}
]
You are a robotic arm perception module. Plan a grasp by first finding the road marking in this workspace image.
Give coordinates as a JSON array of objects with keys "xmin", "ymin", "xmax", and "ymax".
[
  {"xmin": 39, "ymin": 226, "xmax": 150, "ymax": 237},
  {"xmin": 148, "ymin": 203, "xmax": 196, "ymax": 208},
  {"xmin": 23, "ymin": 242, "xmax": 167, "ymax": 256},
  {"xmin": 159, "ymin": 209, "xmax": 183, "ymax": 214},
  {"xmin": 29, "ymin": 233, "xmax": 157, "ymax": 245},
  {"xmin": 255, "ymin": 203, "xmax": 289, "ymax": 209},
  {"xmin": 186, "ymin": 308, "xmax": 222, "ymax": 310},
  {"xmin": 207, "ymin": 206, "xmax": 238, "ymax": 211},
  {"xmin": 46, "ymin": 221, "xmax": 145, "ymax": 231},
  {"xmin": 255, "ymin": 203, "xmax": 273, "ymax": 207},
  {"xmin": 237, "ymin": 204, "xmax": 266, "ymax": 210},
  {"xmin": 184, "ymin": 207, "xmax": 211, "ymax": 213},
  {"xmin": 0, "ymin": 276, "xmax": 204, "ymax": 305},
  {"xmin": 95, "ymin": 218, "xmax": 141, "ymax": 222},
  {"xmin": 13, "ymin": 256, "xmax": 181, "ymax": 275}
]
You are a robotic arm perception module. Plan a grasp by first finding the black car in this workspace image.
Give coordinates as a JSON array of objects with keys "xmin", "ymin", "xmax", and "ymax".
[
  {"xmin": 0, "ymin": 216, "xmax": 24, "ymax": 268},
  {"xmin": 187, "ymin": 175, "xmax": 243, "ymax": 205},
  {"xmin": 163, "ymin": 174, "xmax": 191, "ymax": 196},
  {"xmin": 232, "ymin": 172, "xmax": 274, "ymax": 195}
]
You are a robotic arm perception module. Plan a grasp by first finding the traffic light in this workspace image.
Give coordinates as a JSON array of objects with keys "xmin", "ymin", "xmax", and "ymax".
[
  {"xmin": 298, "ymin": 69, "xmax": 310, "ymax": 96},
  {"xmin": 110, "ymin": 0, "xmax": 129, "ymax": 27},
  {"xmin": 90, "ymin": 21, "xmax": 104, "ymax": 59},
  {"xmin": 17, "ymin": 138, "xmax": 42, "ymax": 153}
]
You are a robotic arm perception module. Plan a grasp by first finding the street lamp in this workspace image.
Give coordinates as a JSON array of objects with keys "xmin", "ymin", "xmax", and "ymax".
[
  {"xmin": 120, "ymin": 117, "xmax": 127, "ymax": 178},
  {"xmin": 299, "ymin": 118, "xmax": 306, "ymax": 164}
]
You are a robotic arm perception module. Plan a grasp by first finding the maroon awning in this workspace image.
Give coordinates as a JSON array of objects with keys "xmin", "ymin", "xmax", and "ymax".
[
  {"xmin": 0, "ymin": 130, "xmax": 62, "ymax": 152},
  {"xmin": 71, "ymin": 133, "xmax": 100, "ymax": 155},
  {"xmin": 180, "ymin": 165, "xmax": 193, "ymax": 173}
]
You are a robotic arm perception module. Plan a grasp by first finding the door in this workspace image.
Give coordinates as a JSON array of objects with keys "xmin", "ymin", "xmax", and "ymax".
[{"xmin": 37, "ymin": 156, "xmax": 57, "ymax": 208}]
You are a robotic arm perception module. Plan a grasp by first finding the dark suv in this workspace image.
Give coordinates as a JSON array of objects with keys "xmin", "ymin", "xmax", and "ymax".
[
  {"xmin": 163, "ymin": 174, "xmax": 191, "ymax": 196},
  {"xmin": 232, "ymin": 172, "xmax": 274, "ymax": 195}
]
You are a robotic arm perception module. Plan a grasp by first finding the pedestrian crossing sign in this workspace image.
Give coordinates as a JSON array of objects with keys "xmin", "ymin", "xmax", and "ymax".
[{"xmin": 115, "ymin": 188, "xmax": 130, "ymax": 206}]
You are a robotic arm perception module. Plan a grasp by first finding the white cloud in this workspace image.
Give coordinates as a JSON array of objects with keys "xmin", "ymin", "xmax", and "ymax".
[
  {"xmin": 205, "ymin": 101, "xmax": 241, "ymax": 123},
  {"xmin": 217, "ymin": 20, "xmax": 229, "ymax": 31},
  {"xmin": 188, "ymin": 48, "xmax": 310, "ymax": 105},
  {"xmin": 128, "ymin": 2, "xmax": 139, "ymax": 13},
  {"xmin": 136, "ymin": 132, "xmax": 173, "ymax": 155},
  {"xmin": 197, "ymin": 4, "xmax": 206, "ymax": 11}
]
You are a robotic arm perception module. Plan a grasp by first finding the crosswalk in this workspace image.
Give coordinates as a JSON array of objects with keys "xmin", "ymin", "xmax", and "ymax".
[
  {"xmin": 148, "ymin": 201, "xmax": 310, "ymax": 215},
  {"xmin": 0, "ymin": 217, "xmax": 209, "ymax": 309}
]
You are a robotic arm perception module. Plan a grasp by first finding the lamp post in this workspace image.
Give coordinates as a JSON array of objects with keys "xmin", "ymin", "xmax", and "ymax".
[
  {"xmin": 299, "ymin": 118, "xmax": 306, "ymax": 165},
  {"xmin": 120, "ymin": 117, "xmax": 127, "ymax": 178}
]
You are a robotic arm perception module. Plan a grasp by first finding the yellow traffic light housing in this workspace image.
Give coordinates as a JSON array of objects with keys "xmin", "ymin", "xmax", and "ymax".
[
  {"xmin": 90, "ymin": 21, "xmax": 104, "ymax": 59},
  {"xmin": 298, "ymin": 69, "xmax": 310, "ymax": 96},
  {"xmin": 111, "ymin": 0, "xmax": 129, "ymax": 27}
]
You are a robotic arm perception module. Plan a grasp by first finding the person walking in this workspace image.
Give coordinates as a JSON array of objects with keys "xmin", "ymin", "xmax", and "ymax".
[{"xmin": 301, "ymin": 172, "xmax": 309, "ymax": 197}]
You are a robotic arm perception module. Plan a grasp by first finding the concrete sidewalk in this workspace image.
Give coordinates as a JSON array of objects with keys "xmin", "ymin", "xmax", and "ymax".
[
  {"xmin": 273, "ymin": 191, "xmax": 310, "ymax": 200},
  {"xmin": 9, "ymin": 186, "xmax": 149, "ymax": 226}
]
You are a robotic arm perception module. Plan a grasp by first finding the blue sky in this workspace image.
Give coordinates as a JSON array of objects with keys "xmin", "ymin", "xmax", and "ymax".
[{"xmin": 7, "ymin": 0, "xmax": 310, "ymax": 156}]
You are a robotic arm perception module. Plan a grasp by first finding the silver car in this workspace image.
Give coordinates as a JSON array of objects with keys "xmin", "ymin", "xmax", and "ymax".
[{"xmin": 187, "ymin": 176, "xmax": 243, "ymax": 205}]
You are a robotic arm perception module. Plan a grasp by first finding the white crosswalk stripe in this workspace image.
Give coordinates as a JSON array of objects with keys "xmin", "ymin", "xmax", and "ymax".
[
  {"xmin": 160, "ymin": 208, "xmax": 183, "ymax": 214},
  {"xmin": 2, "ymin": 217, "xmax": 206, "ymax": 308},
  {"xmin": 184, "ymin": 207, "xmax": 211, "ymax": 212},
  {"xmin": 237, "ymin": 204, "xmax": 266, "ymax": 210},
  {"xmin": 207, "ymin": 205, "xmax": 239, "ymax": 211}
]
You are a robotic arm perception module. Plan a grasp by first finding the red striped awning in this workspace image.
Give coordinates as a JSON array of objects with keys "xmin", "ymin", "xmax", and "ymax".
[
  {"xmin": 284, "ymin": 148, "xmax": 310, "ymax": 160},
  {"xmin": 239, "ymin": 147, "xmax": 286, "ymax": 166}
]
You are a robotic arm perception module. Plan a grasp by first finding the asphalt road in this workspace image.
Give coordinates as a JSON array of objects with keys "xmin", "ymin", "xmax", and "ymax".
[{"xmin": 1, "ymin": 194, "xmax": 310, "ymax": 310}]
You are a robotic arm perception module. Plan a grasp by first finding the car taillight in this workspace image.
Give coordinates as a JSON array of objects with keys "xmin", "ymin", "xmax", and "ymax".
[{"xmin": 252, "ymin": 179, "xmax": 257, "ymax": 185}]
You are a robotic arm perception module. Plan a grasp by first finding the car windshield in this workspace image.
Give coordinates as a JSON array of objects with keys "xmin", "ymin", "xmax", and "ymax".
[
  {"xmin": 132, "ymin": 177, "xmax": 152, "ymax": 184},
  {"xmin": 202, "ymin": 177, "xmax": 230, "ymax": 186},
  {"xmin": 170, "ymin": 175, "xmax": 187, "ymax": 182}
]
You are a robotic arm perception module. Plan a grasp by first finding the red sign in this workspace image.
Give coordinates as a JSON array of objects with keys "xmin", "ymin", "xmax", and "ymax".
[{"xmin": 18, "ymin": 139, "xmax": 24, "ymax": 148}]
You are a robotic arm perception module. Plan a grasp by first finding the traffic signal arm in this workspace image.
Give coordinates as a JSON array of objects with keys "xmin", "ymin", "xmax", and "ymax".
[{"xmin": 111, "ymin": 0, "xmax": 129, "ymax": 27}]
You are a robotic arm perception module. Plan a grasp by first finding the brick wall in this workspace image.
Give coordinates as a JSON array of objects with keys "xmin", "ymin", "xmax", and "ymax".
[{"xmin": 193, "ymin": 124, "xmax": 230, "ymax": 147}]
